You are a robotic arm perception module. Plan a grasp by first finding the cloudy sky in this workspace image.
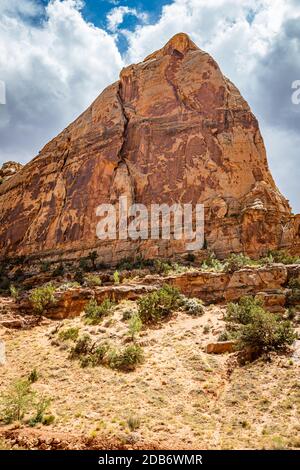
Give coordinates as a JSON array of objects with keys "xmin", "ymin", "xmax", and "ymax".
[{"xmin": 0, "ymin": 0, "xmax": 299, "ymax": 212}]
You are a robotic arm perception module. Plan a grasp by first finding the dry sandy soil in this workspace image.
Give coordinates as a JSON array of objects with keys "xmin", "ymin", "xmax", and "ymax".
[{"xmin": 0, "ymin": 298, "xmax": 299, "ymax": 450}]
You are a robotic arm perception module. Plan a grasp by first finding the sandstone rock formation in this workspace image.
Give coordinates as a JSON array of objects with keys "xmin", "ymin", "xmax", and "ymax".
[
  {"xmin": 0, "ymin": 161, "xmax": 23, "ymax": 184},
  {"xmin": 0, "ymin": 33, "xmax": 299, "ymax": 263}
]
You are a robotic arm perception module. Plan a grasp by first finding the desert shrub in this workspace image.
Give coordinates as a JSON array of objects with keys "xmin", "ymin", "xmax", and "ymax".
[
  {"xmin": 225, "ymin": 296, "xmax": 264, "ymax": 325},
  {"xmin": 218, "ymin": 330, "xmax": 232, "ymax": 342},
  {"xmin": 224, "ymin": 296, "xmax": 296, "ymax": 354},
  {"xmin": 239, "ymin": 311, "xmax": 296, "ymax": 353},
  {"xmin": 69, "ymin": 334, "xmax": 92, "ymax": 358},
  {"xmin": 74, "ymin": 270, "xmax": 84, "ymax": 285},
  {"xmin": 9, "ymin": 285, "xmax": 19, "ymax": 299},
  {"xmin": 42, "ymin": 414, "xmax": 55, "ymax": 426},
  {"xmin": 58, "ymin": 327, "xmax": 80, "ymax": 342},
  {"xmin": 87, "ymin": 251, "xmax": 98, "ymax": 270},
  {"xmin": 122, "ymin": 309, "xmax": 135, "ymax": 321},
  {"xmin": 84, "ymin": 298, "xmax": 115, "ymax": 324},
  {"xmin": 40, "ymin": 261, "xmax": 51, "ymax": 273},
  {"xmin": 79, "ymin": 342, "xmax": 111, "ymax": 368},
  {"xmin": 266, "ymin": 250, "xmax": 300, "ymax": 265},
  {"xmin": 288, "ymin": 278, "xmax": 300, "ymax": 290},
  {"xmin": 180, "ymin": 297, "xmax": 204, "ymax": 316},
  {"xmin": 186, "ymin": 253, "xmax": 196, "ymax": 263},
  {"xmin": 29, "ymin": 395, "xmax": 51, "ymax": 426},
  {"xmin": 153, "ymin": 260, "xmax": 173, "ymax": 275},
  {"xmin": 0, "ymin": 379, "xmax": 34, "ymax": 423},
  {"xmin": 137, "ymin": 285, "xmax": 181, "ymax": 324},
  {"xmin": 29, "ymin": 283, "xmax": 56, "ymax": 314},
  {"xmin": 224, "ymin": 253, "xmax": 252, "ymax": 273},
  {"xmin": 52, "ymin": 263, "xmax": 65, "ymax": 277},
  {"xmin": 128, "ymin": 313, "xmax": 142, "ymax": 341},
  {"xmin": 108, "ymin": 344, "xmax": 144, "ymax": 371},
  {"xmin": 127, "ymin": 415, "xmax": 141, "ymax": 431},
  {"xmin": 85, "ymin": 274, "xmax": 102, "ymax": 287},
  {"xmin": 79, "ymin": 258, "xmax": 91, "ymax": 272},
  {"xmin": 201, "ymin": 252, "xmax": 224, "ymax": 271},
  {"xmin": 28, "ymin": 368, "xmax": 39, "ymax": 383},
  {"xmin": 113, "ymin": 271, "xmax": 120, "ymax": 285}
]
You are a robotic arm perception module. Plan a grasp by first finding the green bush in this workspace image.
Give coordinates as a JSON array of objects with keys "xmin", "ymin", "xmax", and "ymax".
[
  {"xmin": 201, "ymin": 252, "xmax": 224, "ymax": 271},
  {"xmin": 0, "ymin": 379, "xmax": 51, "ymax": 425},
  {"xmin": 113, "ymin": 271, "xmax": 120, "ymax": 285},
  {"xmin": 9, "ymin": 285, "xmax": 19, "ymax": 299},
  {"xmin": 52, "ymin": 263, "xmax": 65, "ymax": 277},
  {"xmin": 74, "ymin": 270, "xmax": 84, "ymax": 285},
  {"xmin": 85, "ymin": 274, "xmax": 102, "ymax": 287},
  {"xmin": 29, "ymin": 283, "xmax": 56, "ymax": 314},
  {"xmin": 108, "ymin": 344, "xmax": 144, "ymax": 371},
  {"xmin": 128, "ymin": 313, "xmax": 142, "ymax": 341},
  {"xmin": 224, "ymin": 253, "xmax": 252, "ymax": 273},
  {"xmin": 224, "ymin": 296, "xmax": 296, "ymax": 354},
  {"xmin": 225, "ymin": 296, "xmax": 264, "ymax": 325},
  {"xmin": 28, "ymin": 368, "xmax": 39, "ymax": 383},
  {"xmin": 137, "ymin": 285, "xmax": 181, "ymax": 324},
  {"xmin": 239, "ymin": 311, "xmax": 296, "ymax": 353},
  {"xmin": 69, "ymin": 334, "xmax": 92, "ymax": 358},
  {"xmin": 180, "ymin": 297, "xmax": 204, "ymax": 316},
  {"xmin": 0, "ymin": 379, "xmax": 34, "ymax": 423},
  {"xmin": 266, "ymin": 250, "xmax": 300, "ymax": 265},
  {"xmin": 58, "ymin": 327, "xmax": 80, "ymax": 342},
  {"xmin": 84, "ymin": 298, "xmax": 115, "ymax": 324}
]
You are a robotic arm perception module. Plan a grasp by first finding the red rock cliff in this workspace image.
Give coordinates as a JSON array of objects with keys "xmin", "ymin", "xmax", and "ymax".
[{"xmin": 0, "ymin": 33, "xmax": 299, "ymax": 263}]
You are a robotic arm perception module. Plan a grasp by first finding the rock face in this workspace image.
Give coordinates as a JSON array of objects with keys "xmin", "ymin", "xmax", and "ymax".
[
  {"xmin": 0, "ymin": 161, "xmax": 23, "ymax": 184},
  {"xmin": 0, "ymin": 33, "xmax": 299, "ymax": 263}
]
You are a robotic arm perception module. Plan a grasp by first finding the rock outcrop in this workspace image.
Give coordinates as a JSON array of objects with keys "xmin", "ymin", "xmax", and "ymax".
[
  {"xmin": 0, "ymin": 161, "xmax": 23, "ymax": 184},
  {"xmin": 0, "ymin": 33, "xmax": 299, "ymax": 263}
]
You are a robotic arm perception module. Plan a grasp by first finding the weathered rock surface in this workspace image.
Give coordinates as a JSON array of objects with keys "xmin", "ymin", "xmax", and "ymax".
[
  {"xmin": 0, "ymin": 33, "xmax": 299, "ymax": 263},
  {"xmin": 206, "ymin": 341, "xmax": 236, "ymax": 354},
  {"xmin": 0, "ymin": 161, "xmax": 23, "ymax": 184}
]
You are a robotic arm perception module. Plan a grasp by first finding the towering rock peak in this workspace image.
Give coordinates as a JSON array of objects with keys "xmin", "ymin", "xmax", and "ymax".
[
  {"xmin": 143, "ymin": 33, "xmax": 199, "ymax": 61},
  {"xmin": 0, "ymin": 34, "xmax": 299, "ymax": 263}
]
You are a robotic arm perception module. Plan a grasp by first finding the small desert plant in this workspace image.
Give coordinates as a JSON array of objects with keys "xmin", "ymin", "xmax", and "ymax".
[
  {"xmin": 113, "ymin": 270, "xmax": 120, "ymax": 285},
  {"xmin": 224, "ymin": 296, "xmax": 296, "ymax": 354},
  {"xmin": 28, "ymin": 368, "xmax": 39, "ymax": 383},
  {"xmin": 201, "ymin": 252, "xmax": 224, "ymax": 271},
  {"xmin": 108, "ymin": 344, "xmax": 144, "ymax": 371},
  {"xmin": 0, "ymin": 379, "xmax": 34, "ymax": 423},
  {"xmin": 127, "ymin": 415, "xmax": 141, "ymax": 431},
  {"xmin": 225, "ymin": 296, "xmax": 264, "ymax": 325},
  {"xmin": 69, "ymin": 334, "xmax": 92, "ymax": 358},
  {"xmin": 137, "ymin": 285, "xmax": 181, "ymax": 324},
  {"xmin": 74, "ymin": 270, "xmax": 84, "ymax": 285},
  {"xmin": 84, "ymin": 298, "xmax": 115, "ymax": 324},
  {"xmin": 266, "ymin": 250, "xmax": 300, "ymax": 265},
  {"xmin": 52, "ymin": 262, "xmax": 65, "ymax": 277},
  {"xmin": 58, "ymin": 327, "xmax": 80, "ymax": 342},
  {"xmin": 85, "ymin": 274, "xmax": 102, "ymax": 287},
  {"xmin": 88, "ymin": 251, "xmax": 98, "ymax": 270},
  {"xmin": 40, "ymin": 261, "xmax": 51, "ymax": 273},
  {"xmin": 181, "ymin": 297, "xmax": 204, "ymax": 316},
  {"xmin": 224, "ymin": 253, "xmax": 252, "ymax": 273},
  {"xmin": 128, "ymin": 313, "xmax": 142, "ymax": 341},
  {"xmin": 29, "ymin": 283, "xmax": 56, "ymax": 314},
  {"xmin": 9, "ymin": 285, "xmax": 19, "ymax": 299},
  {"xmin": 29, "ymin": 395, "xmax": 51, "ymax": 426}
]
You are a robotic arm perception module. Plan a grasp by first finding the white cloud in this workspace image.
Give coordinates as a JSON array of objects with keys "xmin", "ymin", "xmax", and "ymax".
[
  {"xmin": 0, "ymin": 0, "xmax": 123, "ymax": 163},
  {"xmin": 107, "ymin": 5, "xmax": 148, "ymax": 33}
]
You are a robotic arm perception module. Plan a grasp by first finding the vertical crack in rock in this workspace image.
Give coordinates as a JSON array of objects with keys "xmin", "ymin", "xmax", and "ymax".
[{"xmin": 110, "ymin": 82, "xmax": 135, "ymax": 205}]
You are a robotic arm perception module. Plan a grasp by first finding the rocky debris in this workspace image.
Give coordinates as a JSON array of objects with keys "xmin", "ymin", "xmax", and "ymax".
[
  {"xmin": 0, "ymin": 426, "xmax": 160, "ymax": 450},
  {"xmin": 0, "ymin": 33, "xmax": 298, "ymax": 264},
  {"xmin": 0, "ymin": 161, "xmax": 23, "ymax": 184},
  {"xmin": 206, "ymin": 341, "xmax": 236, "ymax": 354}
]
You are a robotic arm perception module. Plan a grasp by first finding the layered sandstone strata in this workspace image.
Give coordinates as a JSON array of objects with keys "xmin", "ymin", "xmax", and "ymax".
[{"xmin": 0, "ymin": 33, "xmax": 299, "ymax": 263}]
